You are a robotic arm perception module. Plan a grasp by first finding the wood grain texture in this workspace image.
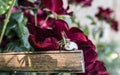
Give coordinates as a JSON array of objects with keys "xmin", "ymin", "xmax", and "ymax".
[{"xmin": 0, "ymin": 50, "xmax": 85, "ymax": 73}]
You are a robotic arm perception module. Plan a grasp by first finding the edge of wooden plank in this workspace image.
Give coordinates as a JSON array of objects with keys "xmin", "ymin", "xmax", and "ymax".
[{"xmin": 0, "ymin": 50, "xmax": 82, "ymax": 55}]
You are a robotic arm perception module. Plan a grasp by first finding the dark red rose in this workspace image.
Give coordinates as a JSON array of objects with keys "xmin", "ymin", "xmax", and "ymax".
[
  {"xmin": 87, "ymin": 60, "xmax": 108, "ymax": 75},
  {"xmin": 95, "ymin": 7, "xmax": 113, "ymax": 21},
  {"xmin": 74, "ymin": 0, "xmax": 93, "ymax": 6},
  {"xmin": 26, "ymin": 16, "xmax": 107, "ymax": 74},
  {"xmin": 53, "ymin": 20, "xmax": 94, "ymax": 51},
  {"xmin": 84, "ymin": 48, "xmax": 98, "ymax": 62},
  {"xmin": 27, "ymin": 18, "xmax": 96, "ymax": 51},
  {"xmin": 95, "ymin": 7, "xmax": 119, "ymax": 31},
  {"xmin": 68, "ymin": 27, "xmax": 96, "ymax": 50},
  {"xmin": 77, "ymin": 60, "xmax": 108, "ymax": 75},
  {"xmin": 51, "ymin": 20, "xmax": 96, "ymax": 51},
  {"xmin": 27, "ymin": 20, "xmax": 98, "ymax": 72},
  {"xmin": 24, "ymin": 9, "xmax": 35, "ymax": 25},
  {"xmin": 37, "ymin": 16, "xmax": 55, "ymax": 29},
  {"xmin": 24, "ymin": 9, "xmax": 60, "ymax": 48},
  {"xmin": 52, "ymin": 20, "xmax": 69, "ymax": 40},
  {"xmin": 111, "ymin": 19, "xmax": 119, "ymax": 31},
  {"xmin": 24, "ymin": 9, "xmax": 55, "ymax": 29},
  {"xmin": 27, "ymin": 19, "xmax": 70, "ymax": 51},
  {"xmin": 69, "ymin": 27, "xmax": 87, "ymax": 42},
  {"xmin": 41, "ymin": 0, "xmax": 72, "ymax": 15},
  {"xmin": 28, "ymin": 24, "xmax": 59, "ymax": 51}
]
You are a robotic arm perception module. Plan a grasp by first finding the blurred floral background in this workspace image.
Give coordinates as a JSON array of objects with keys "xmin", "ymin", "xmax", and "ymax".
[
  {"xmin": 0, "ymin": 0, "xmax": 120, "ymax": 75},
  {"xmin": 70, "ymin": 0, "xmax": 120, "ymax": 75},
  {"xmin": 72, "ymin": 0, "xmax": 120, "ymax": 75}
]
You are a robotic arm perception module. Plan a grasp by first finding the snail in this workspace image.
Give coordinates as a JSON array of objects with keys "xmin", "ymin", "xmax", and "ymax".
[
  {"xmin": 64, "ymin": 41, "xmax": 78, "ymax": 50},
  {"xmin": 58, "ymin": 31, "xmax": 78, "ymax": 51}
]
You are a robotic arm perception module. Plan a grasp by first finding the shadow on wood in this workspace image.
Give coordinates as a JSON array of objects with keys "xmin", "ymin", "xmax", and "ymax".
[{"xmin": 0, "ymin": 50, "xmax": 85, "ymax": 73}]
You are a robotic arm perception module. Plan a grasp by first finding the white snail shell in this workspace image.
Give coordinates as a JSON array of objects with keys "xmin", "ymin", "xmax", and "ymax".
[{"xmin": 64, "ymin": 42, "xmax": 78, "ymax": 50}]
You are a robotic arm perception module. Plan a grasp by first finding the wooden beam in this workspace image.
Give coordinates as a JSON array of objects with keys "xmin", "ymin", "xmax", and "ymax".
[{"xmin": 0, "ymin": 50, "xmax": 85, "ymax": 73}]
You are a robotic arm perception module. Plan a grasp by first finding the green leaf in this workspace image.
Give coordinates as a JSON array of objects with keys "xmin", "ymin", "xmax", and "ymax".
[
  {"xmin": 6, "ymin": 12, "xmax": 31, "ymax": 50},
  {"xmin": 97, "ymin": 43, "xmax": 106, "ymax": 52},
  {"xmin": 11, "ymin": 12, "xmax": 24, "ymax": 23},
  {"xmin": 86, "ymin": 16, "xmax": 96, "ymax": 25},
  {"xmin": 92, "ymin": 28, "xmax": 99, "ymax": 39},
  {"xmin": 0, "ymin": 0, "xmax": 12, "ymax": 15},
  {"xmin": 5, "ymin": 39, "xmax": 30, "ymax": 52},
  {"xmin": 20, "ymin": 23, "xmax": 30, "ymax": 49},
  {"xmin": 76, "ymin": 22, "xmax": 81, "ymax": 28},
  {"xmin": 83, "ymin": 26, "xmax": 89, "ymax": 36},
  {"xmin": 5, "ymin": 40, "xmax": 21, "ymax": 52},
  {"xmin": 28, "ymin": 0, "xmax": 36, "ymax": 3},
  {"xmin": 5, "ymin": 20, "xmax": 17, "ymax": 38},
  {"xmin": 0, "ymin": 72, "xmax": 9, "ymax": 75},
  {"xmin": 17, "ymin": 20, "xmax": 30, "ymax": 49}
]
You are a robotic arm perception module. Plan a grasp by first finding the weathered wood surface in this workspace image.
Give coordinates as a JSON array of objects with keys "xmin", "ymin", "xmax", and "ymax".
[{"xmin": 0, "ymin": 50, "xmax": 85, "ymax": 73}]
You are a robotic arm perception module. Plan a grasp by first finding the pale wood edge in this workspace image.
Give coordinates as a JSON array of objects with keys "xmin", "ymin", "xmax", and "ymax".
[{"xmin": 0, "ymin": 50, "xmax": 83, "ymax": 55}]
